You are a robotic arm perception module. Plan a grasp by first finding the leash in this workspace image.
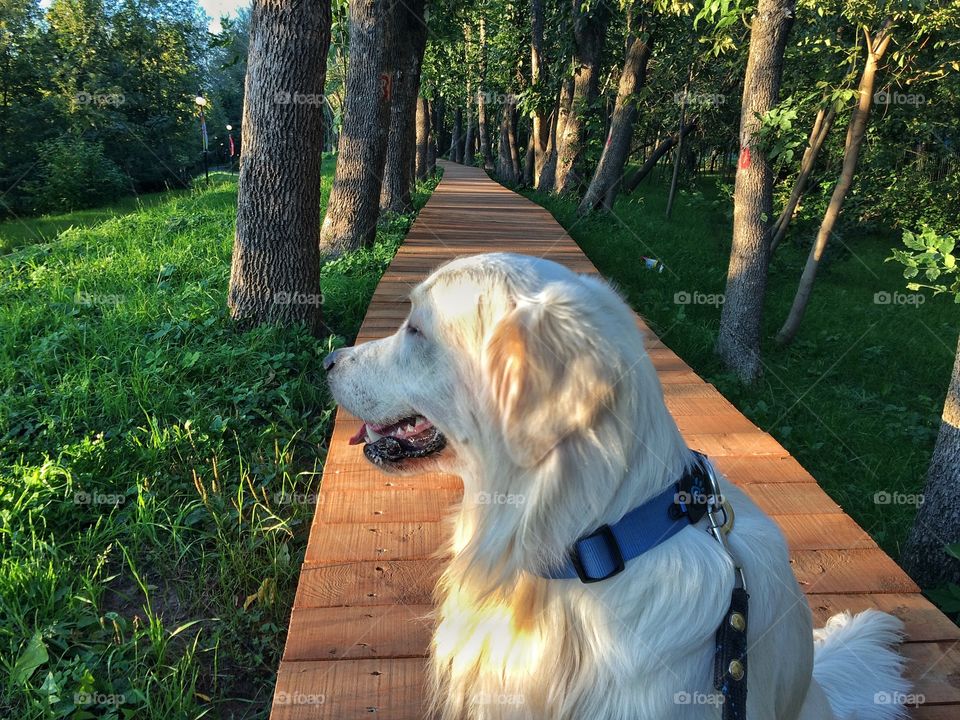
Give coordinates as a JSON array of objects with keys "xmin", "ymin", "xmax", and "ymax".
[{"xmin": 538, "ymin": 450, "xmax": 749, "ymax": 720}]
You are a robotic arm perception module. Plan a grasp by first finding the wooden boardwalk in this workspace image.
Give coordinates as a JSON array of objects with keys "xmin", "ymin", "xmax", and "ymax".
[{"xmin": 271, "ymin": 161, "xmax": 960, "ymax": 719}]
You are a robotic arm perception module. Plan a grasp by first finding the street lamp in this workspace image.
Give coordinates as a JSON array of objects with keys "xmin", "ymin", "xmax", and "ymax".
[{"xmin": 195, "ymin": 95, "xmax": 209, "ymax": 183}]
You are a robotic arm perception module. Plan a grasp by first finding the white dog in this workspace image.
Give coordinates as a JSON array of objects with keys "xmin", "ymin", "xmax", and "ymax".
[{"xmin": 325, "ymin": 253, "xmax": 908, "ymax": 720}]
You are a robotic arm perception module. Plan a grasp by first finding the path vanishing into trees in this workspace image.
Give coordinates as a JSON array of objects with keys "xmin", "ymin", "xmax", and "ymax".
[{"xmin": 269, "ymin": 161, "xmax": 960, "ymax": 719}]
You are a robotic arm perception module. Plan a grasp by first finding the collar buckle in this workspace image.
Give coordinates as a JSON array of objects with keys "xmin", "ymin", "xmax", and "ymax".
[{"xmin": 569, "ymin": 524, "xmax": 625, "ymax": 583}]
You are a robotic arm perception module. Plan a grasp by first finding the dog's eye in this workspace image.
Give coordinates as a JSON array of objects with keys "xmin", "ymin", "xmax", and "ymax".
[{"xmin": 406, "ymin": 323, "xmax": 420, "ymax": 336}]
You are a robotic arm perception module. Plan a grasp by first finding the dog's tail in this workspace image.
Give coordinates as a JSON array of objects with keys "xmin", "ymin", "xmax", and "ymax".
[{"xmin": 811, "ymin": 610, "xmax": 910, "ymax": 720}]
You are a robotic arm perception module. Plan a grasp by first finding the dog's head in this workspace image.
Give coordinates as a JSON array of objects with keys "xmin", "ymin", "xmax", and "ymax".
[{"xmin": 326, "ymin": 253, "xmax": 659, "ymax": 481}]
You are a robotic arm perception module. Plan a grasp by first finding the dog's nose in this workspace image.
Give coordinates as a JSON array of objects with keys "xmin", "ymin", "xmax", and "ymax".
[{"xmin": 323, "ymin": 348, "xmax": 345, "ymax": 372}]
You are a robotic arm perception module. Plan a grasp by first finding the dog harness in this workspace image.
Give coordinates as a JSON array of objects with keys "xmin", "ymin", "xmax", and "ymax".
[{"xmin": 539, "ymin": 450, "xmax": 749, "ymax": 720}]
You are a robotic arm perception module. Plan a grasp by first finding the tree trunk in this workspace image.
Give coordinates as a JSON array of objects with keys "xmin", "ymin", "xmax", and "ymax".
[
  {"xmin": 776, "ymin": 23, "xmax": 893, "ymax": 345},
  {"xmin": 496, "ymin": 95, "xmax": 520, "ymax": 185},
  {"xmin": 378, "ymin": 0, "xmax": 427, "ymax": 214},
  {"xmin": 228, "ymin": 0, "xmax": 331, "ymax": 334},
  {"xmin": 552, "ymin": 0, "xmax": 611, "ymax": 194},
  {"xmin": 901, "ymin": 335, "xmax": 960, "ymax": 588},
  {"xmin": 462, "ymin": 95, "xmax": 475, "ymax": 166},
  {"xmin": 665, "ymin": 88, "xmax": 687, "ymax": 218},
  {"xmin": 449, "ymin": 106, "xmax": 463, "ymax": 162},
  {"xmin": 769, "ymin": 103, "xmax": 837, "ymax": 252},
  {"xmin": 318, "ymin": 0, "xmax": 396, "ymax": 253},
  {"xmin": 579, "ymin": 25, "xmax": 653, "ymax": 214},
  {"xmin": 476, "ymin": 19, "xmax": 495, "ymax": 171},
  {"xmin": 623, "ymin": 120, "xmax": 695, "ymax": 193},
  {"xmin": 530, "ymin": 0, "xmax": 550, "ymax": 185},
  {"xmin": 714, "ymin": 0, "xmax": 795, "ymax": 383},
  {"xmin": 415, "ymin": 95, "xmax": 430, "ymax": 180},
  {"xmin": 538, "ymin": 77, "xmax": 573, "ymax": 192},
  {"xmin": 523, "ymin": 136, "xmax": 535, "ymax": 186},
  {"xmin": 428, "ymin": 99, "xmax": 438, "ymax": 173}
]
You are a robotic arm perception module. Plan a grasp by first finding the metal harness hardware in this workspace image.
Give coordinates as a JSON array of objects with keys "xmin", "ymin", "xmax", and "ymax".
[{"xmin": 698, "ymin": 453, "xmax": 749, "ymax": 720}]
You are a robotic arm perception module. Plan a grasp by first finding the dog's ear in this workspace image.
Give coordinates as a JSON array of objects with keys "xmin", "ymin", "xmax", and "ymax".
[{"xmin": 484, "ymin": 292, "xmax": 615, "ymax": 467}]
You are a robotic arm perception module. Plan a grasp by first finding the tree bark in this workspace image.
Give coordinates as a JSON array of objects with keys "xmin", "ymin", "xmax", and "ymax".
[
  {"xmin": 623, "ymin": 120, "xmax": 695, "ymax": 193},
  {"xmin": 496, "ymin": 94, "xmax": 520, "ymax": 185},
  {"xmin": 769, "ymin": 103, "xmax": 836, "ymax": 252},
  {"xmin": 379, "ymin": 0, "xmax": 427, "ymax": 215},
  {"xmin": 902, "ymin": 335, "xmax": 960, "ymax": 588},
  {"xmin": 428, "ymin": 98, "xmax": 438, "ymax": 173},
  {"xmin": 715, "ymin": 0, "xmax": 795, "ymax": 383},
  {"xmin": 523, "ymin": 134, "xmax": 535, "ymax": 186},
  {"xmin": 776, "ymin": 23, "xmax": 893, "ymax": 345},
  {"xmin": 415, "ymin": 95, "xmax": 430, "ymax": 180},
  {"xmin": 476, "ymin": 18, "xmax": 496, "ymax": 171},
  {"xmin": 228, "ymin": 0, "xmax": 331, "ymax": 334},
  {"xmin": 665, "ymin": 86, "xmax": 687, "ymax": 218},
  {"xmin": 530, "ymin": 0, "xmax": 550, "ymax": 185},
  {"xmin": 462, "ymin": 95, "xmax": 475, "ymax": 166},
  {"xmin": 319, "ymin": 0, "xmax": 396, "ymax": 253},
  {"xmin": 538, "ymin": 75, "xmax": 573, "ymax": 192},
  {"xmin": 449, "ymin": 106, "xmax": 463, "ymax": 162},
  {"xmin": 552, "ymin": 0, "xmax": 611, "ymax": 194},
  {"xmin": 579, "ymin": 24, "xmax": 652, "ymax": 214}
]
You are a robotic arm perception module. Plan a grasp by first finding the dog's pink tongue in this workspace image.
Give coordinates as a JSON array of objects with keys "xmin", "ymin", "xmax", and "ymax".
[{"xmin": 349, "ymin": 424, "xmax": 368, "ymax": 445}]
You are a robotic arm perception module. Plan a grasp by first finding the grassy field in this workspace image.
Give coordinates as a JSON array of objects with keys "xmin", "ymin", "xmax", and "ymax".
[
  {"xmin": 0, "ymin": 165, "xmax": 440, "ymax": 719},
  {"xmin": 0, "ymin": 188, "xmax": 195, "ymax": 256},
  {"xmin": 525, "ymin": 176, "xmax": 957, "ymax": 567}
]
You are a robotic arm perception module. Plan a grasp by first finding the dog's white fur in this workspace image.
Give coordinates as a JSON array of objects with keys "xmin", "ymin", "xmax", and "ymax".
[{"xmin": 327, "ymin": 253, "xmax": 909, "ymax": 719}]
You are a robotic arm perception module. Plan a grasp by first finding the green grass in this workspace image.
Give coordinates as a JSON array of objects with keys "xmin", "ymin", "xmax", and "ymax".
[
  {"xmin": 0, "ymin": 187, "xmax": 198, "ymax": 255},
  {"xmin": 0, "ymin": 164, "xmax": 441, "ymax": 719},
  {"xmin": 525, "ymin": 176, "xmax": 957, "ymax": 566}
]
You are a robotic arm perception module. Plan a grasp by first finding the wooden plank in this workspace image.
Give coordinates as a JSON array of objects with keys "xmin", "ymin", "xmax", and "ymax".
[
  {"xmin": 272, "ymin": 658, "xmax": 427, "ymax": 719},
  {"xmin": 808, "ymin": 594, "xmax": 960, "ymax": 643},
  {"xmin": 791, "ymin": 549, "xmax": 919, "ymax": 594},
  {"xmin": 305, "ymin": 521, "xmax": 445, "ymax": 563},
  {"xmin": 293, "ymin": 559, "xmax": 443, "ymax": 608},
  {"xmin": 314, "ymin": 489, "xmax": 459, "ymax": 524},
  {"xmin": 283, "ymin": 605, "xmax": 433, "ymax": 661},
  {"xmin": 901, "ymin": 641, "xmax": 960, "ymax": 705},
  {"xmin": 684, "ymin": 431, "xmax": 788, "ymax": 457},
  {"xmin": 319, "ymin": 465, "xmax": 461, "ymax": 491},
  {"xmin": 712, "ymin": 455, "xmax": 814, "ymax": 484},
  {"xmin": 775, "ymin": 514, "xmax": 877, "ymax": 550},
  {"xmin": 742, "ymin": 482, "xmax": 842, "ymax": 515}
]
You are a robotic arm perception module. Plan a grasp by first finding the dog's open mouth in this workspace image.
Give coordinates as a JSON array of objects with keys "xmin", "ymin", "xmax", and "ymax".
[{"xmin": 348, "ymin": 414, "xmax": 446, "ymax": 464}]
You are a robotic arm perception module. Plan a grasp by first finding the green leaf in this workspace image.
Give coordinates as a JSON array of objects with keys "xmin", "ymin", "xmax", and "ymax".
[{"xmin": 11, "ymin": 633, "xmax": 48, "ymax": 684}]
